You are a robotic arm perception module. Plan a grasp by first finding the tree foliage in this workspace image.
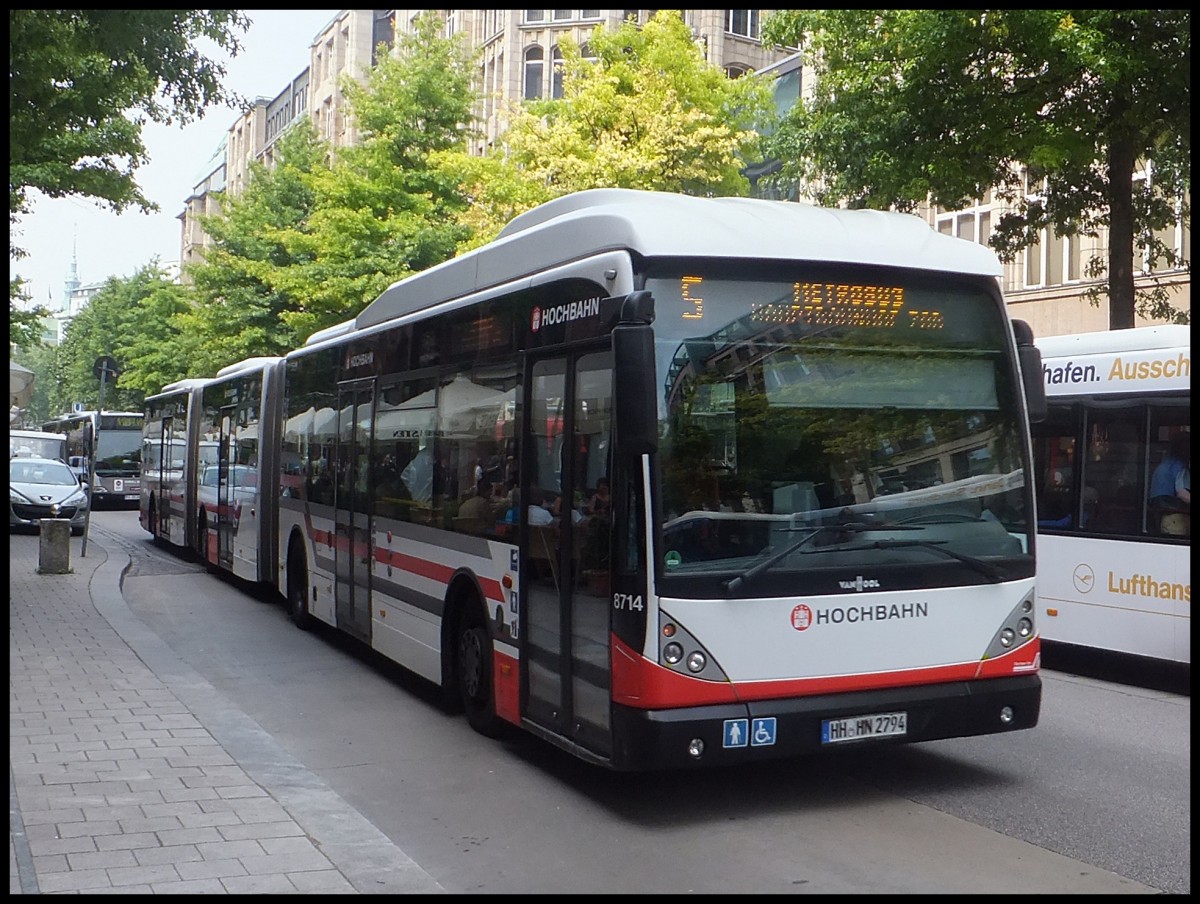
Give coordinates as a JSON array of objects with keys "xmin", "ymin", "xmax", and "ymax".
[
  {"xmin": 50, "ymin": 264, "xmax": 187, "ymax": 414},
  {"xmin": 9, "ymin": 10, "xmax": 249, "ymax": 342},
  {"xmin": 439, "ymin": 10, "xmax": 775, "ymax": 247},
  {"xmin": 762, "ymin": 9, "xmax": 1190, "ymax": 328},
  {"xmin": 267, "ymin": 9, "xmax": 478, "ymax": 341},
  {"xmin": 180, "ymin": 122, "xmax": 328, "ymax": 376},
  {"xmin": 9, "ymin": 10, "xmax": 248, "ymax": 222}
]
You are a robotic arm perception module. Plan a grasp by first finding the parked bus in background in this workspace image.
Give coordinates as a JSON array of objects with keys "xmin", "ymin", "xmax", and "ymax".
[
  {"xmin": 10, "ymin": 428, "xmax": 68, "ymax": 463},
  {"xmin": 144, "ymin": 189, "xmax": 1047, "ymax": 770},
  {"xmin": 1032, "ymin": 325, "xmax": 1190, "ymax": 666},
  {"xmin": 43, "ymin": 410, "xmax": 144, "ymax": 509},
  {"xmin": 142, "ymin": 379, "xmax": 213, "ymax": 550}
]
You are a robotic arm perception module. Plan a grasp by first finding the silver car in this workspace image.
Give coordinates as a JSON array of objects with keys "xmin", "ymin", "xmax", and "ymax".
[{"xmin": 9, "ymin": 457, "xmax": 89, "ymax": 535}]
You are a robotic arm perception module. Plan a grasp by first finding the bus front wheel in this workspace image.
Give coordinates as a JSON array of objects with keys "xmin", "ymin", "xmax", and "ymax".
[{"xmin": 457, "ymin": 600, "xmax": 504, "ymax": 738}]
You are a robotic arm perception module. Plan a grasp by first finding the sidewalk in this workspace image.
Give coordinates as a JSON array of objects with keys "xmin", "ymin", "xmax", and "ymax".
[{"xmin": 9, "ymin": 528, "xmax": 443, "ymax": 894}]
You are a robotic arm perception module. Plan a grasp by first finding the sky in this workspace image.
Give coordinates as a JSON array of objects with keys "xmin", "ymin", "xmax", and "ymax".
[{"xmin": 11, "ymin": 10, "xmax": 341, "ymax": 312}]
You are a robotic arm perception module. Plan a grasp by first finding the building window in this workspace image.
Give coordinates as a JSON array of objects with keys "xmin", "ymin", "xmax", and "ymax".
[
  {"xmin": 935, "ymin": 192, "xmax": 993, "ymax": 248},
  {"xmin": 524, "ymin": 45, "xmax": 544, "ymax": 100},
  {"xmin": 726, "ymin": 10, "xmax": 760, "ymax": 40},
  {"xmin": 551, "ymin": 45, "xmax": 565, "ymax": 98},
  {"xmin": 1019, "ymin": 175, "xmax": 1081, "ymax": 289},
  {"xmin": 444, "ymin": 11, "xmax": 457, "ymax": 37},
  {"xmin": 1134, "ymin": 162, "xmax": 1189, "ymax": 275},
  {"xmin": 526, "ymin": 10, "xmax": 546, "ymax": 23},
  {"xmin": 553, "ymin": 10, "xmax": 573, "ymax": 21}
]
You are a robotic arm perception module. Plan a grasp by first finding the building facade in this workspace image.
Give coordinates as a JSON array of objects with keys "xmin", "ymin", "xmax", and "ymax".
[
  {"xmin": 177, "ymin": 10, "xmax": 1188, "ymax": 336},
  {"xmin": 177, "ymin": 10, "xmax": 790, "ymax": 279}
]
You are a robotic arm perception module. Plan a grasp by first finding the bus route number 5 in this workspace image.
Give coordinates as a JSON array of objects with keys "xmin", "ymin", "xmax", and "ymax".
[{"xmin": 613, "ymin": 593, "xmax": 644, "ymax": 612}]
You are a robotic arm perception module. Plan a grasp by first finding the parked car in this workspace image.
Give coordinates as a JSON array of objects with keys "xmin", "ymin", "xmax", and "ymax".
[{"xmin": 9, "ymin": 457, "xmax": 89, "ymax": 535}]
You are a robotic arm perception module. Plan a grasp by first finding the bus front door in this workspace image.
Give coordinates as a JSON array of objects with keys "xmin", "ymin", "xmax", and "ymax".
[
  {"xmin": 523, "ymin": 349, "xmax": 614, "ymax": 759},
  {"xmin": 334, "ymin": 381, "xmax": 374, "ymax": 644}
]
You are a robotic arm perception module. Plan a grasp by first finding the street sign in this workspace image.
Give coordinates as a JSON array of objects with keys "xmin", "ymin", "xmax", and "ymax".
[{"xmin": 93, "ymin": 355, "xmax": 120, "ymax": 383}]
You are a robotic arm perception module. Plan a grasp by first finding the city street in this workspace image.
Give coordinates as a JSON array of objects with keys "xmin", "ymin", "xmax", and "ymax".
[{"xmin": 10, "ymin": 510, "xmax": 1186, "ymax": 894}]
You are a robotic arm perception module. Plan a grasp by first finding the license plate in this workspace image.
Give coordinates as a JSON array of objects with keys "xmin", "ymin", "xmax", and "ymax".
[
  {"xmin": 821, "ymin": 711, "xmax": 907, "ymax": 744},
  {"xmin": 125, "ymin": 494, "xmax": 140, "ymax": 501}
]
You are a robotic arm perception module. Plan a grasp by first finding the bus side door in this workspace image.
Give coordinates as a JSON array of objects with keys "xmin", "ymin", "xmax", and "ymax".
[{"xmin": 333, "ymin": 380, "xmax": 375, "ymax": 644}]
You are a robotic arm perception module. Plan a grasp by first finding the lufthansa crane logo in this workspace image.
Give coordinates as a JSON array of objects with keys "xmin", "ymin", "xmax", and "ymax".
[{"xmin": 1072, "ymin": 563, "xmax": 1095, "ymax": 594}]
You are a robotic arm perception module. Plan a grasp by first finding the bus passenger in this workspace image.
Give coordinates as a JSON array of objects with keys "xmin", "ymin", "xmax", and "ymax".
[{"xmin": 1149, "ymin": 432, "xmax": 1190, "ymax": 535}]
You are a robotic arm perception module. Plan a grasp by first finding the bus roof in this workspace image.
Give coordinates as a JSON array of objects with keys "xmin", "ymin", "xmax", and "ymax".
[
  {"xmin": 215, "ymin": 356, "xmax": 283, "ymax": 378},
  {"xmin": 1035, "ymin": 324, "xmax": 1190, "ymax": 358},
  {"xmin": 354, "ymin": 188, "xmax": 1002, "ymax": 331},
  {"xmin": 1037, "ymin": 325, "xmax": 1190, "ymax": 397}
]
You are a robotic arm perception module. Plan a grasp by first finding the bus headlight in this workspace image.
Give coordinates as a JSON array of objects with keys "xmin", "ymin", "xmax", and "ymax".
[
  {"xmin": 999, "ymin": 627, "xmax": 1016, "ymax": 648},
  {"xmin": 663, "ymin": 642, "xmax": 683, "ymax": 664},
  {"xmin": 686, "ymin": 651, "xmax": 707, "ymax": 673},
  {"xmin": 1017, "ymin": 617, "xmax": 1033, "ymax": 638}
]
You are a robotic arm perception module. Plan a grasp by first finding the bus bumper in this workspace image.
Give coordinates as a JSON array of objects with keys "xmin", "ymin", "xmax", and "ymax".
[{"xmin": 609, "ymin": 674, "xmax": 1041, "ymax": 771}]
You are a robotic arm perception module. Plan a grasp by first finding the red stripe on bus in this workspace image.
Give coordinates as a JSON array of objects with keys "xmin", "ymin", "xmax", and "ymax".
[
  {"xmin": 610, "ymin": 635, "xmax": 1040, "ymax": 709},
  {"xmin": 303, "ymin": 514, "xmax": 503, "ymax": 603},
  {"xmin": 493, "ymin": 649, "xmax": 521, "ymax": 725}
]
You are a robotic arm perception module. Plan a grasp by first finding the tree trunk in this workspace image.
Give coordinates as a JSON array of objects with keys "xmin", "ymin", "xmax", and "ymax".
[{"xmin": 1106, "ymin": 138, "xmax": 1137, "ymax": 330}]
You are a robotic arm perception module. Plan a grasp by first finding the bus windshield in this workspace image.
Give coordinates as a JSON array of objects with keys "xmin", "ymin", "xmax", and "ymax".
[
  {"xmin": 95, "ymin": 430, "xmax": 142, "ymax": 476},
  {"xmin": 646, "ymin": 269, "xmax": 1031, "ymax": 587}
]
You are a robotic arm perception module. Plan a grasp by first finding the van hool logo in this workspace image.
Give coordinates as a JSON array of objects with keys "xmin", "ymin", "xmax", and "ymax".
[
  {"xmin": 839, "ymin": 575, "xmax": 881, "ymax": 592},
  {"xmin": 530, "ymin": 297, "xmax": 602, "ymax": 332}
]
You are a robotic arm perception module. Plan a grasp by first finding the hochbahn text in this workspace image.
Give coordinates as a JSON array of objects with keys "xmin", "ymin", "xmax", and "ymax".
[{"xmin": 140, "ymin": 189, "xmax": 1048, "ymax": 770}]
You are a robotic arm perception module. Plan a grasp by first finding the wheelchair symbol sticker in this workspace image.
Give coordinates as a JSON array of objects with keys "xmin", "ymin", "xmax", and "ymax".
[{"xmin": 751, "ymin": 717, "xmax": 777, "ymax": 747}]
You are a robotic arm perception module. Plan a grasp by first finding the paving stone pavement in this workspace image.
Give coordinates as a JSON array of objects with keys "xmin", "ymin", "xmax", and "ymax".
[{"xmin": 9, "ymin": 527, "xmax": 444, "ymax": 895}]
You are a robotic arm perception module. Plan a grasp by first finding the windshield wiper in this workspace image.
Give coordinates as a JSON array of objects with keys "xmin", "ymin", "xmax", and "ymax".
[
  {"xmin": 721, "ymin": 522, "xmax": 1003, "ymax": 593},
  {"xmin": 722, "ymin": 526, "xmax": 826, "ymax": 594},
  {"xmin": 721, "ymin": 521, "xmax": 922, "ymax": 594},
  {"xmin": 855, "ymin": 539, "xmax": 1005, "ymax": 583}
]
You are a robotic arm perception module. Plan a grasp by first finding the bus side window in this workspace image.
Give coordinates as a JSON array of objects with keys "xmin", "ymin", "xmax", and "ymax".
[{"xmin": 1083, "ymin": 414, "xmax": 1142, "ymax": 536}]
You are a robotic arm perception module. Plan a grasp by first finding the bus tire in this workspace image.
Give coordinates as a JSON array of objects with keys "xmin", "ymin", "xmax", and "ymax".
[
  {"xmin": 147, "ymin": 497, "xmax": 156, "ymax": 537},
  {"xmin": 287, "ymin": 538, "xmax": 312, "ymax": 630},
  {"xmin": 457, "ymin": 598, "xmax": 504, "ymax": 738},
  {"xmin": 197, "ymin": 509, "xmax": 208, "ymax": 562}
]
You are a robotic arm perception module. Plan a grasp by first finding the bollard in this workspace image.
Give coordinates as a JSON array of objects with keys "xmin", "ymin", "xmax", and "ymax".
[{"xmin": 38, "ymin": 519, "xmax": 72, "ymax": 574}]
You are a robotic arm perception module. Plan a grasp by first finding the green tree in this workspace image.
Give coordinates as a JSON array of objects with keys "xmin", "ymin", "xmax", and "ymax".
[
  {"xmin": 439, "ymin": 10, "xmax": 775, "ymax": 247},
  {"xmin": 181, "ymin": 122, "xmax": 329, "ymax": 376},
  {"xmin": 52, "ymin": 264, "xmax": 184, "ymax": 413},
  {"xmin": 762, "ymin": 10, "xmax": 1190, "ymax": 328},
  {"xmin": 9, "ymin": 10, "xmax": 249, "ymax": 338},
  {"xmin": 9, "ymin": 277, "xmax": 46, "ymax": 350},
  {"xmin": 268, "ymin": 9, "xmax": 479, "ymax": 340}
]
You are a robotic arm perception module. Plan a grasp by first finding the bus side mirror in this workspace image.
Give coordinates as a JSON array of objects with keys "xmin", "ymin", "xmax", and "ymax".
[
  {"xmin": 1012, "ymin": 319, "xmax": 1047, "ymax": 423},
  {"xmin": 613, "ymin": 294, "xmax": 657, "ymax": 459}
]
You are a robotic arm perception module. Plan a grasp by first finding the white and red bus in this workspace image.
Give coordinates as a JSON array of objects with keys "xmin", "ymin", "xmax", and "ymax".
[
  {"xmin": 146, "ymin": 189, "xmax": 1048, "ymax": 769},
  {"xmin": 1032, "ymin": 325, "xmax": 1190, "ymax": 665}
]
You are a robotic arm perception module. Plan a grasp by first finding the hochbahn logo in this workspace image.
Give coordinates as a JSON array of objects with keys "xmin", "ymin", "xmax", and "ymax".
[
  {"xmin": 791, "ymin": 601, "xmax": 929, "ymax": 631},
  {"xmin": 531, "ymin": 296, "xmax": 602, "ymax": 332}
]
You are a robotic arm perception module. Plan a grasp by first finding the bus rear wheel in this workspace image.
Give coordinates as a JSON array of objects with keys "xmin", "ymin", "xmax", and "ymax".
[
  {"xmin": 457, "ymin": 601, "xmax": 503, "ymax": 738},
  {"xmin": 287, "ymin": 541, "xmax": 312, "ymax": 630}
]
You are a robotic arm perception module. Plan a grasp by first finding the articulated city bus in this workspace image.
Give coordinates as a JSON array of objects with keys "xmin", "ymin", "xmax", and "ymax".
[
  {"xmin": 1033, "ymin": 325, "xmax": 1190, "ymax": 665},
  {"xmin": 145, "ymin": 189, "xmax": 1047, "ymax": 770},
  {"xmin": 44, "ymin": 410, "xmax": 144, "ymax": 508}
]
